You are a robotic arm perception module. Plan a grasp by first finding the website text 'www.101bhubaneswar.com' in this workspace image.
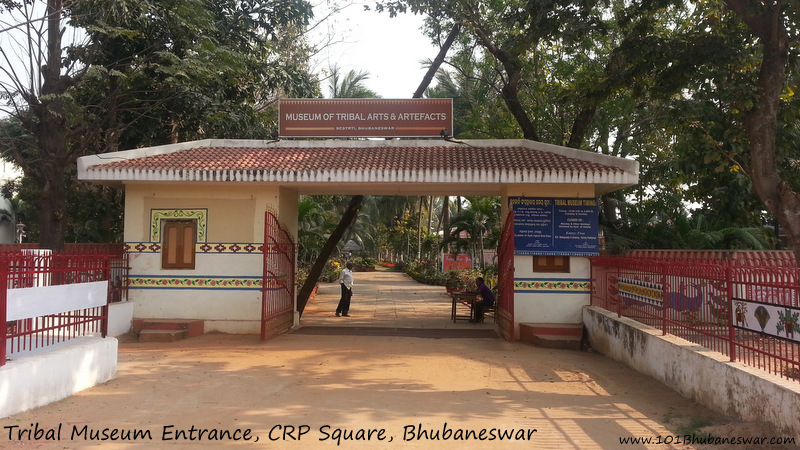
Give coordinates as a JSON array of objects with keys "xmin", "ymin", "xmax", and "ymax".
[{"xmin": 619, "ymin": 434, "xmax": 796, "ymax": 446}]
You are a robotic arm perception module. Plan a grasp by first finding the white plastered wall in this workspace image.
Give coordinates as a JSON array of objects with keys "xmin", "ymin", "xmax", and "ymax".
[{"xmin": 501, "ymin": 184, "xmax": 596, "ymax": 336}]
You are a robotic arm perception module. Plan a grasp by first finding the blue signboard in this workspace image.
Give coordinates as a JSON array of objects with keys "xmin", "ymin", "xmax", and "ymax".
[{"xmin": 509, "ymin": 197, "xmax": 599, "ymax": 256}]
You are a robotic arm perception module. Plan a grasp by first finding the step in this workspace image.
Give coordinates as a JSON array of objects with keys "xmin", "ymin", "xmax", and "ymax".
[
  {"xmin": 519, "ymin": 323, "xmax": 584, "ymax": 350},
  {"xmin": 132, "ymin": 319, "xmax": 204, "ymax": 338},
  {"xmin": 522, "ymin": 323, "xmax": 584, "ymax": 336},
  {"xmin": 138, "ymin": 329, "xmax": 190, "ymax": 343},
  {"xmin": 528, "ymin": 334, "xmax": 582, "ymax": 350}
]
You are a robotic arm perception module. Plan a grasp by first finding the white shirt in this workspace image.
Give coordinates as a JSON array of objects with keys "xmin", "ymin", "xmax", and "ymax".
[{"xmin": 339, "ymin": 268, "xmax": 354, "ymax": 289}]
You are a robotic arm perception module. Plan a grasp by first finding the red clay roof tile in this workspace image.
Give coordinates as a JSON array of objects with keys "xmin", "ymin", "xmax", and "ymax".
[{"xmin": 89, "ymin": 145, "xmax": 622, "ymax": 174}]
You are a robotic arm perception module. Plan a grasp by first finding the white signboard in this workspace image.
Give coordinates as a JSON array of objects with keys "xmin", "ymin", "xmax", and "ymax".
[{"xmin": 7, "ymin": 281, "xmax": 108, "ymax": 321}]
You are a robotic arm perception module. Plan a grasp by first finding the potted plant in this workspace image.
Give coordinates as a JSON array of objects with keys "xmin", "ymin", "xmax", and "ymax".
[{"xmin": 444, "ymin": 270, "xmax": 466, "ymax": 294}]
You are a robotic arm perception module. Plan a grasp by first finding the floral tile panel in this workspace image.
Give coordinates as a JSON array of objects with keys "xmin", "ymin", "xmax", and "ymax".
[
  {"xmin": 515, "ymin": 278, "xmax": 591, "ymax": 293},
  {"xmin": 129, "ymin": 275, "xmax": 263, "ymax": 290}
]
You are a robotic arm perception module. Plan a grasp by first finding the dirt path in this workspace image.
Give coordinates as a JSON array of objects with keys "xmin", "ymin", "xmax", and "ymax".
[{"xmin": 2, "ymin": 270, "xmax": 796, "ymax": 449}]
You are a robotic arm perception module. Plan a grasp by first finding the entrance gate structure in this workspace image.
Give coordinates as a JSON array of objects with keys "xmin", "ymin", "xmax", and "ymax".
[
  {"xmin": 78, "ymin": 135, "xmax": 638, "ymax": 337},
  {"xmin": 261, "ymin": 211, "xmax": 295, "ymax": 339}
]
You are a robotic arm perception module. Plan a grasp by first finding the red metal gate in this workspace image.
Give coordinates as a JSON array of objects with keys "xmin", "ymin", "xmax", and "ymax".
[
  {"xmin": 261, "ymin": 211, "xmax": 296, "ymax": 340},
  {"xmin": 496, "ymin": 211, "xmax": 515, "ymax": 340}
]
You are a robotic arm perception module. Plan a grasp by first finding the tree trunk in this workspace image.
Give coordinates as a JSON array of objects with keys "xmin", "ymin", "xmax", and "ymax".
[
  {"xmin": 427, "ymin": 195, "xmax": 433, "ymax": 257},
  {"xmin": 469, "ymin": 23, "xmax": 540, "ymax": 141},
  {"xmin": 416, "ymin": 197, "xmax": 423, "ymax": 259},
  {"xmin": 413, "ymin": 25, "xmax": 460, "ymax": 99},
  {"xmin": 501, "ymin": 80, "xmax": 539, "ymax": 141},
  {"xmin": 566, "ymin": 106, "xmax": 597, "ymax": 148},
  {"xmin": 723, "ymin": 0, "xmax": 800, "ymax": 263},
  {"xmin": 298, "ymin": 24, "xmax": 461, "ymax": 314},
  {"xmin": 36, "ymin": 167, "xmax": 67, "ymax": 252},
  {"xmin": 33, "ymin": 0, "xmax": 68, "ymax": 251},
  {"xmin": 442, "ymin": 196, "xmax": 450, "ymax": 240},
  {"xmin": 296, "ymin": 195, "xmax": 364, "ymax": 316}
]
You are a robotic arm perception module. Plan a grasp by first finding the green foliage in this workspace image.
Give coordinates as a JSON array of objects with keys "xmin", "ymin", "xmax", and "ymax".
[
  {"xmin": 297, "ymin": 195, "xmax": 329, "ymax": 264},
  {"xmin": 319, "ymin": 259, "xmax": 343, "ymax": 282},
  {"xmin": 1, "ymin": 0, "xmax": 319, "ymax": 248},
  {"xmin": 65, "ymin": 0, "xmax": 318, "ymax": 149},
  {"xmin": 351, "ymin": 257, "xmax": 376, "ymax": 271},
  {"xmin": 426, "ymin": 51, "xmax": 519, "ymax": 139},
  {"xmin": 405, "ymin": 259, "xmax": 445, "ymax": 285},
  {"xmin": 379, "ymin": 0, "xmax": 799, "ymax": 256},
  {"xmin": 602, "ymin": 197, "xmax": 776, "ymax": 254},
  {"xmin": 441, "ymin": 197, "xmax": 500, "ymax": 269},
  {"xmin": 327, "ymin": 66, "xmax": 380, "ymax": 98},
  {"xmin": 443, "ymin": 267, "xmax": 484, "ymax": 291}
]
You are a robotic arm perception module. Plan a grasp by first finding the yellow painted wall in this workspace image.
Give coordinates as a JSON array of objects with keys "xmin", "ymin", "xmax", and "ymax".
[
  {"xmin": 123, "ymin": 183, "xmax": 299, "ymax": 334},
  {"xmin": 125, "ymin": 184, "xmax": 286, "ymax": 243}
]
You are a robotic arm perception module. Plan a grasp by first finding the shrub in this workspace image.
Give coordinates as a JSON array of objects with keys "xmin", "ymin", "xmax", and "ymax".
[
  {"xmin": 405, "ymin": 259, "xmax": 444, "ymax": 285},
  {"xmin": 352, "ymin": 257, "xmax": 376, "ymax": 271},
  {"xmin": 320, "ymin": 259, "xmax": 342, "ymax": 282}
]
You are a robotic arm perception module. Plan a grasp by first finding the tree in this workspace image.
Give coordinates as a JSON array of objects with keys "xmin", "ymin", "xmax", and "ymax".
[
  {"xmin": 295, "ymin": 9, "xmax": 461, "ymax": 312},
  {"xmin": 0, "ymin": 0, "xmax": 83, "ymax": 250},
  {"xmin": 382, "ymin": 0, "xmax": 800, "ymax": 259},
  {"xmin": 297, "ymin": 195, "xmax": 363, "ymax": 315},
  {"xmin": 426, "ymin": 49, "xmax": 519, "ymax": 139},
  {"xmin": 297, "ymin": 195, "xmax": 328, "ymax": 264},
  {"xmin": 441, "ymin": 196, "xmax": 500, "ymax": 269},
  {"xmin": 0, "ymin": 0, "xmax": 317, "ymax": 249},
  {"xmin": 718, "ymin": 0, "xmax": 800, "ymax": 261},
  {"xmin": 327, "ymin": 66, "xmax": 380, "ymax": 98}
]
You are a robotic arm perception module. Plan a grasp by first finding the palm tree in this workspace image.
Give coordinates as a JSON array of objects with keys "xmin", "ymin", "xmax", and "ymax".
[
  {"xmin": 297, "ymin": 196, "xmax": 327, "ymax": 264},
  {"xmin": 441, "ymin": 197, "xmax": 501, "ymax": 269},
  {"xmin": 328, "ymin": 65, "xmax": 380, "ymax": 98}
]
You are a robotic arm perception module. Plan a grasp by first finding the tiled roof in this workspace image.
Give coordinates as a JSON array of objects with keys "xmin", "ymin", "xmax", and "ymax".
[
  {"xmin": 78, "ymin": 139, "xmax": 639, "ymax": 195},
  {"xmin": 89, "ymin": 145, "xmax": 619, "ymax": 173}
]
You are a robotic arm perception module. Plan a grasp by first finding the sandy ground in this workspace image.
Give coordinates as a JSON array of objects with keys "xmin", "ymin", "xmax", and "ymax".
[{"xmin": 2, "ymin": 269, "xmax": 797, "ymax": 449}]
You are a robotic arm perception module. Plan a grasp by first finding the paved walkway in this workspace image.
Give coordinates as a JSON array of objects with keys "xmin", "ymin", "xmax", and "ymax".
[
  {"xmin": 3, "ymin": 269, "xmax": 793, "ymax": 449},
  {"xmin": 298, "ymin": 268, "xmax": 496, "ymax": 334}
]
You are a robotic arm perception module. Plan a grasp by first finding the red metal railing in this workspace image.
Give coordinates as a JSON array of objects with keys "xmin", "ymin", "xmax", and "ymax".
[
  {"xmin": 2, "ymin": 252, "xmax": 117, "ymax": 366},
  {"xmin": 261, "ymin": 211, "xmax": 295, "ymax": 340},
  {"xmin": 0, "ymin": 243, "xmax": 129, "ymax": 303},
  {"xmin": 591, "ymin": 256, "xmax": 800, "ymax": 382}
]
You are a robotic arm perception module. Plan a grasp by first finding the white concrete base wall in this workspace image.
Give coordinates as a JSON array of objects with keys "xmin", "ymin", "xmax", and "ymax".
[
  {"xmin": 132, "ymin": 290, "xmax": 261, "ymax": 321},
  {"xmin": 511, "ymin": 255, "xmax": 591, "ymax": 338},
  {"xmin": 108, "ymin": 301, "xmax": 134, "ymax": 337},
  {"xmin": 514, "ymin": 292, "xmax": 588, "ymax": 323},
  {"xmin": 204, "ymin": 320, "xmax": 260, "ymax": 334},
  {"xmin": 583, "ymin": 306, "xmax": 800, "ymax": 441},
  {"xmin": 0, "ymin": 337, "xmax": 118, "ymax": 418}
]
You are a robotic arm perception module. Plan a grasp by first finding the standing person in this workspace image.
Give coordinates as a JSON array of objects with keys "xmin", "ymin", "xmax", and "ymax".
[
  {"xmin": 472, "ymin": 277, "xmax": 495, "ymax": 323},
  {"xmin": 335, "ymin": 261, "xmax": 354, "ymax": 317}
]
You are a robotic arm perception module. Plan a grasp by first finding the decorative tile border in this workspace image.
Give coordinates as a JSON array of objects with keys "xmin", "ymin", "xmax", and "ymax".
[
  {"xmin": 129, "ymin": 275, "xmax": 263, "ymax": 290},
  {"xmin": 150, "ymin": 209, "xmax": 208, "ymax": 242},
  {"xmin": 126, "ymin": 242, "xmax": 263, "ymax": 254},
  {"xmin": 515, "ymin": 278, "xmax": 590, "ymax": 293},
  {"xmin": 618, "ymin": 277, "xmax": 663, "ymax": 307}
]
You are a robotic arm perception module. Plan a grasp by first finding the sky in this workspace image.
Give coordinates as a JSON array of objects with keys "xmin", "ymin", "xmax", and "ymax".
[
  {"xmin": 0, "ymin": 2, "xmax": 438, "ymax": 180},
  {"xmin": 309, "ymin": 3, "xmax": 440, "ymax": 99}
]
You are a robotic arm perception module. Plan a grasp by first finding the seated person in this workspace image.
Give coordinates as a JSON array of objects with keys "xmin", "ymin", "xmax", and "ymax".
[{"xmin": 472, "ymin": 277, "xmax": 495, "ymax": 323}]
